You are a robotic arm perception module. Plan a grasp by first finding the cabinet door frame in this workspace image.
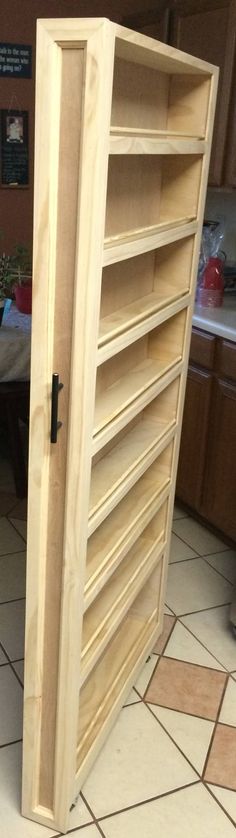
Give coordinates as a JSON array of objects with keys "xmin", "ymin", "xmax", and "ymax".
[{"xmin": 22, "ymin": 19, "xmax": 115, "ymax": 834}]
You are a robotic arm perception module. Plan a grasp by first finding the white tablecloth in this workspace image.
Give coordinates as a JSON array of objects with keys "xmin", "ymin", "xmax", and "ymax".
[{"xmin": 0, "ymin": 303, "xmax": 31, "ymax": 382}]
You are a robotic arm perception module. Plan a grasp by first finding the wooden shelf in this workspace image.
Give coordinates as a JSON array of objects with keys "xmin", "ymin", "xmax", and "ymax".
[
  {"xmin": 109, "ymin": 129, "xmax": 206, "ymax": 155},
  {"xmin": 98, "ymin": 287, "xmax": 189, "ymax": 350},
  {"xmin": 85, "ymin": 463, "xmax": 170, "ymax": 609},
  {"xmin": 77, "ymin": 565, "xmax": 163, "ymax": 774},
  {"xmin": 110, "ymin": 127, "xmax": 205, "ymax": 138},
  {"xmin": 81, "ymin": 530, "xmax": 164, "ymax": 684},
  {"xmin": 94, "ymin": 307, "xmax": 187, "ymax": 449},
  {"xmin": 94, "ymin": 355, "xmax": 181, "ymax": 442},
  {"xmin": 103, "ymin": 217, "xmax": 198, "ymax": 266},
  {"xmin": 89, "ymin": 376, "xmax": 179, "ymax": 535},
  {"xmin": 105, "ymin": 154, "xmax": 201, "ymax": 241}
]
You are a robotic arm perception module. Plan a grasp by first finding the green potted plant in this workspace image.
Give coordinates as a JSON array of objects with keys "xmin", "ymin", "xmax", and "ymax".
[{"xmin": 9, "ymin": 244, "xmax": 32, "ymax": 314}]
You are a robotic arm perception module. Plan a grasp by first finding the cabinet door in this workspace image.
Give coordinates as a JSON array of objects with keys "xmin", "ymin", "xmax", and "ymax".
[
  {"xmin": 224, "ymin": 61, "xmax": 236, "ymax": 186},
  {"xmin": 170, "ymin": 0, "xmax": 236, "ymax": 186},
  {"xmin": 22, "ymin": 20, "xmax": 114, "ymax": 834},
  {"xmin": 201, "ymin": 378, "xmax": 236, "ymax": 540},
  {"xmin": 176, "ymin": 365, "xmax": 212, "ymax": 509}
]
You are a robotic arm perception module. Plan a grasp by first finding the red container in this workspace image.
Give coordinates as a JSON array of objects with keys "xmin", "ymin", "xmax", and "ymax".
[
  {"xmin": 198, "ymin": 257, "xmax": 224, "ymax": 308},
  {"xmin": 14, "ymin": 282, "xmax": 32, "ymax": 314}
]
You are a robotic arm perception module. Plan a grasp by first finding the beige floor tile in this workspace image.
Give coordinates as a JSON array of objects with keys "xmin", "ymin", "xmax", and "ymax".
[
  {"xmin": 231, "ymin": 671, "xmax": 236, "ymax": 680},
  {"xmin": 8, "ymin": 497, "xmax": 27, "ymax": 520},
  {"xmin": 164, "ymin": 604, "xmax": 175, "ymax": 615},
  {"xmin": 150, "ymin": 705, "xmax": 214, "ymax": 774},
  {"xmin": 9, "ymin": 518, "xmax": 27, "ymax": 541},
  {"xmin": 164, "ymin": 621, "xmax": 225, "ymax": 671},
  {"xmin": 0, "ymin": 647, "xmax": 7, "ymax": 664},
  {"xmin": 166, "ymin": 559, "xmax": 232, "ymax": 616},
  {"xmin": 99, "ymin": 783, "xmax": 236, "ymax": 838},
  {"xmin": 0, "ymin": 743, "xmax": 58, "ymax": 837},
  {"xmin": 172, "ymin": 518, "xmax": 228, "ymax": 556},
  {"xmin": 0, "ymin": 491, "xmax": 17, "ymax": 517},
  {"xmin": 0, "ymin": 517, "xmax": 25, "ymax": 555},
  {"xmin": 68, "ymin": 795, "xmax": 93, "ymax": 831},
  {"xmin": 12, "ymin": 660, "xmax": 24, "ymax": 685},
  {"xmin": 169, "ymin": 532, "xmax": 198, "ymax": 564},
  {"xmin": 123, "ymin": 688, "xmax": 140, "ymax": 706},
  {"xmin": 208, "ymin": 785, "xmax": 236, "ymax": 825},
  {"xmin": 82, "ymin": 703, "xmax": 197, "ymax": 818},
  {"xmin": 219, "ymin": 677, "xmax": 236, "ymax": 726},
  {"xmin": 0, "ymin": 551, "xmax": 26, "ymax": 603},
  {"xmin": 173, "ymin": 503, "xmax": 188, "ymax": 520},
  {"xmin": 146, "ymin": 657, "xmax": 226, "ymax": 720},
  {"xmin": 204, "ymin": 551, "xmax": 236, "ymax": 585},
  {"xmin": 0, "ymin": 666, "xmax": 23, "ymax": 745},
  {"xmin": 134, "ymin": 654, "xmax": 158, "ymax": 696},
  {"xmin": 68, "ymin": 827, "xmax": 100, "ymax": 836},
  {"xmin": 182, "ymin": 606, "xmax": 236, "ymax": 672},
  {"xmin": 0, "ymin": 599, "xmax": 25, "ymax": 660},
  {"xmin": 204, "ymin": 724, "xmax": 236, "ymax": 790},
  {"xmin": 0, "ymin": 458, "xmax": 15, "ymax": 493},
  {"xmin": 153, "ymin": 614, "xmax": 175, "ymax": 654}
]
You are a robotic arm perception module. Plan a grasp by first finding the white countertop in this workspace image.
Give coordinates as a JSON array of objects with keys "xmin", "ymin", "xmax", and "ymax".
[{"xmin": 193, "ymin": 295, "xmax": 236, "ymax": 343}]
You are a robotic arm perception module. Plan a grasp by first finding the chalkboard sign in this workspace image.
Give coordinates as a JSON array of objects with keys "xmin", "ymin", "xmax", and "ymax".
[
  {"xmin": 1, "ymin": 110, "xmax": 29, "ymax": 186},
  {"xmin": 0, "ymin": 43, "xmax": 32, "ymax": 78}
]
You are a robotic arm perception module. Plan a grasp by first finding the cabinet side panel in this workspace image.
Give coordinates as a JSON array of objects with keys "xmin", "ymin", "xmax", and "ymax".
[{"xmin": 37, "ymin": 47, "xmax": 85, "ymax": 811}]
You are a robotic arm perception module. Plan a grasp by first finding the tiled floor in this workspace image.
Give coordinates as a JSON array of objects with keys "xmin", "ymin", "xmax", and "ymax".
[{"xmin": 0, "ymin": 465, "xmax": 236, "ymax": 836}]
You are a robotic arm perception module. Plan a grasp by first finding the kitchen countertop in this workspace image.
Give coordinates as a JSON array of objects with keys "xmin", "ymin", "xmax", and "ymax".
[{"xmin": 192, "ymin": 295, "xmax": 236, "ymax": 343}]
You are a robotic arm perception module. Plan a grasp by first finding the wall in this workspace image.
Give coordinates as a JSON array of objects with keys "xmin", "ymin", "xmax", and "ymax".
[
  {"xmin": 0, "ymin": 0, "xmax": 156, "ymax": 255},
  {"xmin": 205, "ymin": 190, "xmax": 236, "ymax": 263}
]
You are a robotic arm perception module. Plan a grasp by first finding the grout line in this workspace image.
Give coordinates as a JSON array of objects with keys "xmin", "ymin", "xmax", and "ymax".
[
  {"xmin": 79, "ymin": 792, "xmax": 106, "ymax": 837},
  {"xmin": 0, "ymin": 548, "xmax": 26, "ymax": 560},
  {"xmin": 177, "ymin": 617, "xmax": 230, "ymax": 672},
  {"xmin": 176, "ymin": 601, "xmax": 232, "ymax": 618},
  {"xmin": 204, "ymin": 783, "xmax": 236, "ymax": 829},
  {"xmin": 0, "ymin": 642, "xmax": 24, "ymax": 688},
  {"xmin": 95, "ymin": 781, "xmax": 201, "ymax": 825},
  {"xmin": 0, "ymin": 738, "xmax": 22, "ymax": 749},
  {"xmin": 202, "ymin": 673, "xmax": 229, "ymax": 780},
  {"xmin": 7, "ymin": 518, "xmax": 27, "ymax": 543},
  {"xmin": 140, "ymin": 618, "xmax": 177, "ymax": 700},
  {"xmin": 161, "ymin": 650, "xmax": 227, "ymax": 676},
  {"xmin": 146, "ymin": 698, "xmax": 220, "ymax": 726},
  {"xmin": 171, "ymin": 529, "xmax": 230, "ymax": 559},
  {"xmin": 203, "ymin": 554, "xmax": 236, "ymax": 586},
  {"xmin": 0, "ymin": 596, "xmax": 25, "ymax": 607}
]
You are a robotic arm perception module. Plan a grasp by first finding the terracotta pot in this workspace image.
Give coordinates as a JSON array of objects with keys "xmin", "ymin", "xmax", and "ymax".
[{"xmin": 15, "ymin": 282, "xmax": 32, "ymax": 314}]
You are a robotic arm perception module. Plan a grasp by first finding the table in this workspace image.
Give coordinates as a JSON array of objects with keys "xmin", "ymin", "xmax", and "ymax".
[{"xmin": 0, "ymin": 302, "xmax": 31, "ymax": 382}]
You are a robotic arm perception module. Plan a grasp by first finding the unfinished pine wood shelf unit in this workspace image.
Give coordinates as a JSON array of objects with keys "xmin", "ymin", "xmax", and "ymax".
[{"xmin": 22, "ymin": 18, "xmax": 218, "ymax": 834}]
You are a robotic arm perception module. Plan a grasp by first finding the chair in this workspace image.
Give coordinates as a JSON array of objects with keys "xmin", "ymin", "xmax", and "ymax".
[{"xmin": 0, "ymin": 381, "xmax": 30, "ymax": 498}]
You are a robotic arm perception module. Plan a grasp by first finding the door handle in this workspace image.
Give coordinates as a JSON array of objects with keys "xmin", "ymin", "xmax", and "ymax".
[{"xmin": 50, "ymin": 373, "xmax": 64, "ymax": 443}]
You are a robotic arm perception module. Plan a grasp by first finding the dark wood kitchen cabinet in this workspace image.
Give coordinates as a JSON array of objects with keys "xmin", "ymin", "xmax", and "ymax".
[
  {"xmin": 170, "ymin": 0, "xmax": 236, "ymax": 186},
  {"xmin": 202, "ymin": 377, "xmax": 236, "ymax": 540},
  {"xmin": 122, "ymin": 5, "xmax": 170, "ymax": 42},
  {"xmin": 176, "ymin": 328, "xmax": 236, "ymax": 541},
  {"xmin": 177, "ymin": 365, "xmax": 213, "ymax": 509}
]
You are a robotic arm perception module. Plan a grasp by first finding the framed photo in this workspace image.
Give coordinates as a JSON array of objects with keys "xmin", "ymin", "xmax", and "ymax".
[{"xmin": 1, "ymin": 109, "xmax": 29, "ymax": 186}]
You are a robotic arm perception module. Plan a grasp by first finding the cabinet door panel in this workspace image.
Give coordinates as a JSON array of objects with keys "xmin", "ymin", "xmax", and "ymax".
[
  {"xmin": 170, "ymin": 0, "xmax": 236, "ymax": 186},
  {"xmin": 176, "ymin": 365, "xmax": 212, "ymax": 508},
  {"xmin": 201, "ymin": 378, "xmax": 236, "ymax": 540}
]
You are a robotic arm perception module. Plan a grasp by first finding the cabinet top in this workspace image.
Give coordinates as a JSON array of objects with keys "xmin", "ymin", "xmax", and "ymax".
[
  {"xmin": 37, "ymin": 18, "xmax": 219, "ymax": 77},
  {"xmin": 193, "ymin": 296, "xmax": 236, "ymax": 343}
]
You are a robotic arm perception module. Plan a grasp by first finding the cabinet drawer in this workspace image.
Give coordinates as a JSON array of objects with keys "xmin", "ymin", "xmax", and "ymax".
[
  {"xmin": 189, "ymin": 328, "xmax": 215, "ymax": 370},
  {"xmin": 215, "ymin": 338, "xmax": 236, "ymax": 381}
]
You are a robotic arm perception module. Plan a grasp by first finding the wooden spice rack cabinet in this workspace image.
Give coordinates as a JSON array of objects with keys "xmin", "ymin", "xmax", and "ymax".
[{"xmin": 22, "ymin": 18, "xmax": 218, "ymax": 834}]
